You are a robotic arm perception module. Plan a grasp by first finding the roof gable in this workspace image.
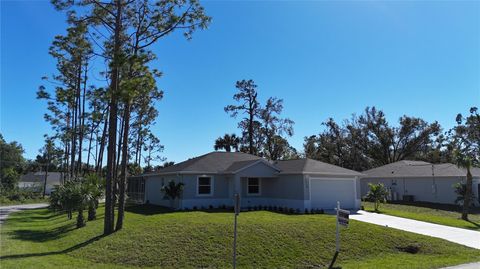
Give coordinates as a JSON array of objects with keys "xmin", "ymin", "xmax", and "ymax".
[
  {"xmin": 147, "ymin": 152, "xmax": 261, "ymax": 175},
  {"xmin": 275, "ymin": 158, "xmax": 362, "ymax": 176},
  {"xmin": 362, "ymin": 161, "xmax": 467, "ymax": 178}
]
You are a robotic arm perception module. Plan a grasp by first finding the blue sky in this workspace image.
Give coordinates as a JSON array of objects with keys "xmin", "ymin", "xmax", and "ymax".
[{"xmin": 1, "ymin": 1, "xmax": 479, "ymax": 164}]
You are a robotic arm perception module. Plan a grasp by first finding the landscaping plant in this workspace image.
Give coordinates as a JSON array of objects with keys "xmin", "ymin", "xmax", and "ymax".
[
  {"xmin": 161, "ymin": 181, "xmax": 185, "ymax": 209},
  {"xmin": 365, "ymin": 183, "xmax": 389, "ymax": 212}
]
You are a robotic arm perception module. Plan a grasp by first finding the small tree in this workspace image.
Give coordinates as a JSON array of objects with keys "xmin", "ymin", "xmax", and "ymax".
[
  {"xmin": 84, "ymin": 174, "xmax": 104, "ymax": 221},
  {"xmin": 161, "ymin": 181, "xmax": 184, "ymax": 209},
  {"xmin": 365, "ymin": 183, "xmax": 389, "ymax": 212},
  {"xmin": 49, "ymin": 177, "xmax": 99, "ymax": 228}
]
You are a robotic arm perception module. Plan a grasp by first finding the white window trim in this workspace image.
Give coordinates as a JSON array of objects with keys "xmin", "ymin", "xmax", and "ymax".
[
  {"xmin": 197, "ymin": 175, "xmax": 214, "ymax": 197},
  {"xmin": 247, "ymin": 177, "xmax": 261, "ymax": 196}
]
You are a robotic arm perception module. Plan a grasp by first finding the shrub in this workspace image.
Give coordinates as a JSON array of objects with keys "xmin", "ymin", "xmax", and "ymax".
[
  {"xmin": 365, "ymin": 183, "xmax": 389, "ymax": 212},
  {"xmin": 295, "ymin": 208, "xmax": 301, "ymax": 214},
  {"xmin": 273, "ymin": 206, "xmax": 278, "ymax": 211},
  {"xmin": 209, "ymin": 205, "xmax": 214, "ymax": 210},
  {"xmin": 304, "ymin": 208, "xmax": 309, "ymax": 214},
  {"xmin": 289, "ymin": 208, "xmax": 294, "ymax": 214},
  {"xmin": 161, "ymin": 181, "xmax": 185, "ymax": 209},
  {"xmin": 193, "ymin": 206, "xmax": 198, "ymax": 211}
]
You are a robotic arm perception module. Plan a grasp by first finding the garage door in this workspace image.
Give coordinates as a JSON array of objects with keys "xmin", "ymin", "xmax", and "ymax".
[{"xmin": 310, "ymin": 178, "xmax": 356, "ymax": 209}]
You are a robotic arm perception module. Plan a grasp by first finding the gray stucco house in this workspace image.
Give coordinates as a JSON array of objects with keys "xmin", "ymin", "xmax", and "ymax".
[
  {"xmin": 128, "ymin": 152, "xmax": 362, "ymax": 210},
  {"xmin": 19, "ymin": 172, "xmax": 63, "ymax": 195},
  {"xmin": 360, "ymin": 160, "xmax": 480, "ymax": 206}
]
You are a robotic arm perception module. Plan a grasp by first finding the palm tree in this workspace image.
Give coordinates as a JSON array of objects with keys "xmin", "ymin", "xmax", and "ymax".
[
  {"xmin": 161, "ymin": 181, "xmax": 185, "ymax": 209},
  {"xmin": 454, "ymin": 151, "xmax": 473, "ymax": 220},
  {"xmin": 84, "ymin": 174, "xmax": 104, "ymax": 221},
  {"xmin": 214, "ymin": 134, "xmax": 240, "ymax": 152},
  {"xmin": 365, "ymin": 183, "xmax": 389, "ymax": 212}
]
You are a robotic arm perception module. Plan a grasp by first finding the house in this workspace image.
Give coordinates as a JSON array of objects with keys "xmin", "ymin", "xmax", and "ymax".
[
  {"xmin": 128, "ymin": 152, "xmax": 362, "ymax": 210},
  {"xmin": 19, "ymin": 172, "xmax": 63, "ymax": 195},
  {"xmin": 360, "ymin": 161, "xmax": 480, "ymax": 206}
]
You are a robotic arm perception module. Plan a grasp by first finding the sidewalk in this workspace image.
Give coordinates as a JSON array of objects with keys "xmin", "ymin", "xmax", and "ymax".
[
  {"xmin": 351, "ymin": 210, "xmax": 480, "ymax": 249},
  {"xmin": 0, "ymin": 203, "xmax": 49, "ymax": 225}
]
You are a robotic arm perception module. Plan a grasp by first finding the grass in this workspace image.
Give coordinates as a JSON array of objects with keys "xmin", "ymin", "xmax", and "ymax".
[
  {"xmin": 0, "ymin": 197, "xmax": 49, "ymax": 206},
  {"xmin": 1, "ymin": 205, "xmax": 479, "ymax": 269},
  {"xmin": 363, "ymin": 201, "xmax": 480, "ymax": 231}
]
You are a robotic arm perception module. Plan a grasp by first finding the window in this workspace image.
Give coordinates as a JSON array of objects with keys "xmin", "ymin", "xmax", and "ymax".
[
  {"xmin": 197, "ymin": 176, "xmax": 213, "ymax": 196},
  {"xmin": 247, "ymin": 178, "xmax": 260, "ymax": 195}
]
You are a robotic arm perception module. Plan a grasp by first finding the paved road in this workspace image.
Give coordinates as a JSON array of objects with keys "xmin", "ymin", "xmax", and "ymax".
[
  {"xmin": 351, "ymin": 210, "xmax": 480, "ymax": 249},
  {"xmin": 441, "ymin": 262, "xmax": 480, "ymax": 269},
  {"xmin": 0, "ymin": 203, "xmax": 49, "ymax": 225}
]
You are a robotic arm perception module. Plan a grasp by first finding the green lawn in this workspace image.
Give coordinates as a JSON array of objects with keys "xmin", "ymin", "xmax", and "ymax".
[
  {"xmin": 0, "ymin": 197, "xmax": 49, "ymax": 206},
  {"xmin": 363, "ymin": 202, "xmax": 480, "ymax": 231},
  {"xmin": 1, "ymin": 205, "xmax": 479, "ymax": 269}
]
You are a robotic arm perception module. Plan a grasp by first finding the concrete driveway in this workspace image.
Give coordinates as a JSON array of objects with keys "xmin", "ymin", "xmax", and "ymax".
[
  {"xmin": 351, "ymin": 210, "xmax": 480, "ymax": 249},
  {"xmin": 0, "ymin": 203, "xmax": 49, "ymax": 225}
]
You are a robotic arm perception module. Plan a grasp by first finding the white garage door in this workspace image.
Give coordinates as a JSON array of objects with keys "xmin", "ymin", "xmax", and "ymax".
[{"xmin": 310, "ymin": 178, "xmax": 356, "ymax": 209}]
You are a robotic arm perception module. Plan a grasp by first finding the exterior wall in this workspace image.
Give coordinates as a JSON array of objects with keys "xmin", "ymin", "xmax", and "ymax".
[
  {"xmin": 18, "ymin": 182, "xmax": 57, "ymax": 195},
  {"xmin": 473, "ymin": 178, "xmax": 480, "ymax": 206},
  {"xmin": 144, "ymin": 175, "xmax": 178, "ymax": 207},
  {"xmin": 145, "ymin": 173, "xmax": 234, "ymax": 209},
  {"xmin": 240, "ymin": 174, "xmax": 306, "ymax": 210},
  {"xmin": 360, "ymin": 176, "xmax": 473, "ymax": 205}
]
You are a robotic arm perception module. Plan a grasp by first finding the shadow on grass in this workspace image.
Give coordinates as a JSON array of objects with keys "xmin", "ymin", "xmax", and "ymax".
[
  {"xmin": 10, "ymin": 222, "xmax": 77, "ymax": 242},
  {"xmin": 125, "ymin": 204, "xmax": 174, "ymax": 215},
  {"xmin": 466, "ymin": 220, "xmax": 480, "ymax": 229},
  {"xmin": 0, "ymin": 234, "xmax": 105, "ymax": 260}
]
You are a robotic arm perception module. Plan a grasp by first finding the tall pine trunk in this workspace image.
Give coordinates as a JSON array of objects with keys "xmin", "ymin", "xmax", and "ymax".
[
  {"xmin": 43, "ymin": 157, "xmax": 49, "ymax": 198},
  {"xmin": 97, "ymin": 109, "xmax": 109, "ymax": 174},
  {"xmin": 116, "ymin": 102, "xmax": 130, "ymax": 231},
  {"xmin": 104, "ymin": 0, "xmax": 122, "ymax": 235},
  {"xmin": 462, "ymin": 168, "xmax": 473, "ymax": 220},
  {"xmin": 78, "ymin": 63, "xmax": 88, "ymax": 175}
]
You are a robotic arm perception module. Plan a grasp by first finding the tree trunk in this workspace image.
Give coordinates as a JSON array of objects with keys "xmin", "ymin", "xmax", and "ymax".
[
  {"xmin": 43, "ymin": 155, "xmax": 49, "ymax": 198},
  {"xmin": 77, "ymin": 63, "xmax": 88, "ymax": 175},
  {"xmin": 86, "ymin": 127, "xmax": 94, "ymax": 174},
  {"xmin": 116, "ymin": 115, "xmax": 125, "ymax": 178},
  {"xmin": 77, "ymin": 209, "xmax": 86, "ymax": 228},
  {"xmin": 104, "ymin": 0, "xmax": 122, "ymax": 235},
  {"xmin": 97, "ymin": 109, "xmax": 109, "ymax": 174},
  {"xmin": 88, "ymin": 200, "xmax": 97, "ymax": 221},
  {"xmin": 248, "ymin": 111, "xmax": 254, "ymax": 154},
  {"xmin": 461, "ymin": 168, "xmax": 473, "ymax": 220},
  {"xmin": 116, "ymin": 102, "xmax": 130, "ymax": 231}
]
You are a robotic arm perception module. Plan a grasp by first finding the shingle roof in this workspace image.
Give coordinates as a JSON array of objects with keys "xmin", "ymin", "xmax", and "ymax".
[
  {"xmin": 224, "ymin": 160, "xmax": 265, "ymax": 173},
  {"xmin": 362, "ymin": 161, "xmax": 470, "ymax": 178},
  {"xmin": 274, "ymin": 158, "xmax": 363, "ymax": 176},
  {"xmin": 143, "ymin": 152, "xmax": 361, "ymax": 176},
  {"xmin": 147, "ymin": 152, "xmax": 261, "ymax": 174}
]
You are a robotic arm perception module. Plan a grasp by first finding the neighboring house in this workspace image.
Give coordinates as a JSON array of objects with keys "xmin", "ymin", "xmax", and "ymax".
[
  {"xmin": 360, "ymin": 161, "xmax": 480, "ymax": 206},
  {"xmin": 19, "ymin": 172, "xmax": 63, "ymax": 195},
  {"xmin": 128, "ymin": 151, "xmax": 362, "ymax": 210}
]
